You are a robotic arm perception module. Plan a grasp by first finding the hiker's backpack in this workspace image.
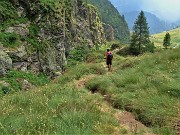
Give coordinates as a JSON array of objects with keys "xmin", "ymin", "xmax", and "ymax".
[{"xmin": 107, "ymin": 52, "xmax": 113, "ymax": 60}]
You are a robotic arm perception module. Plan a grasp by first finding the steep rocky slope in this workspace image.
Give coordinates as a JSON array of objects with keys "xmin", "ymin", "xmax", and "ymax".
[
  {"xmin": 0, "ymin": 0, "xmax": 106, "ymax": 77},
  {"xmin": 86, "ymin": 0, "xmax": 130, "ymax": 42}
]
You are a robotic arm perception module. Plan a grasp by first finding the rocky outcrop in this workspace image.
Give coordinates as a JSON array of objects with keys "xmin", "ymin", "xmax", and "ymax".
[
  {"xmin": 0, "ymin": 0, "xmax": 106, "ymax": 77},
  {"xmin": 0, "ymin": 49, "xmax": 12, "ymax": 76},
  {"xmin": 103, "ymin": 24, "xmax": 115, "ymax": 41},
  {"xmin": 5, "ymin": 23, "xmax": 30, "ymax": 36}
]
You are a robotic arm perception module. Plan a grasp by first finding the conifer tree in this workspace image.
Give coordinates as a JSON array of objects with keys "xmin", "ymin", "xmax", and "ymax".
[
  {"xmin": 130, "ymin": 11, "xmax": 154, "ymax": 55},
  {"xmin": 163, "ymin": 32, "xmax": 171, "ymax": 49}
]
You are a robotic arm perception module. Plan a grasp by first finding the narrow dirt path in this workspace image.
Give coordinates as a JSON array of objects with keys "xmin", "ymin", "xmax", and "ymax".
[
  {"xmin": 115, "ymin": 111, "xmax": 155, "ymax": 135},
  {"xmin": 76, "ymin": 74, "xmax": 97, "ymax": 88},
  {"xmin": 73, "ymin": 62, "xmax": 155, "ymax": 135}
]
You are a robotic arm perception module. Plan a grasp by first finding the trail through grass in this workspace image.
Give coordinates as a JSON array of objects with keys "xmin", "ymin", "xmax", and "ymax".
[{"xmin": 0, "ymin": 48, "xmax": 179, "ymax": 134}]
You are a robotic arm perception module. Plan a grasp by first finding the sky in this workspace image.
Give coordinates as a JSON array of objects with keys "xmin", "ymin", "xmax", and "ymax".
[
  {"xmin": 141, "ymin": 0, "xmax": 180, "ymax": 22},
  {"xmin": 110, "ymin": 0, "xmax": 180, "ymax": 22}
]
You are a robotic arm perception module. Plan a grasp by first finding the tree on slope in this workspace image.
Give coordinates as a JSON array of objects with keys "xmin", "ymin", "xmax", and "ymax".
[
  {"xmin": 130, "ymin": 11, "xmax": 154, "ymax": 55},
  {"xmin": 163, "ymin": 32, "xmax": 171, "ymax": 49}
]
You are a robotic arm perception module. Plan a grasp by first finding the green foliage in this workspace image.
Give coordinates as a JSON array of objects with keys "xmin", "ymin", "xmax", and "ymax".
[
  {"xmin": 40, "ymin": 0, "xmax": 57, "ymax": 11},
  {"xmin": 85, "ymin": 76, "xmax": 113, "ymax": 94},
  {"xmin": 58, "ymin": 63, "xmax": 105, "ymax": 85},
  {"xmin": 85, "ymin": 48, "xmax": 180, "ymax": 134},
  {"xmin": 40, "ymin": 0, "xmax": 74, "ymax": 18},
  {"xmin": 163, "ymin": 32, "xmax": 171, "ymax": 49},
  {"xmin": 86, "ymin": 50, "xmax": 105, "ymax": 63},
  {"xmin": 0, "ymin": 18, "xmax": 29, "ymax": 31},
  {"xmin": 0, "ymin": 32, "xmax": 20, "ymax": 48},
  {"xmin": 23, "ymin": 24, "xmax": 47, "ymax": 52},
  {"xmin": 84, "ymin": 0, "xmax": 130, "ymax": 42},
  {"xmin": 67, "ymin": 45, "xmax": 90, "ymax": 67},
  {"xmin": 24, "ymin": 37, "xmax": 44, "ymax": 52},
  {"xmin": 0, "ymin": 70, "xmax": 50, "ymax": 93},
  {"xmin": 1, "ymin": 47, "xmax": 179, "ymax": 134},
  {"xmin": 116, "ymin": 46, "xmax": 131, "ymax": 56},
  {"xmin": 1, "ymin": 86, "xmax": 12, "ymax": 94},
  {"xmin": 29, "ymin": 24, "xmax": 40, "ymax": 37},
  {"xmin": 130, "ymin": 11, "xmax": 154, "ymax": 55},
  {"xmin": 0, "ymin": 85, "xmax": 122, "ymax": 134},
  {"xmin": 151, "ymin": 27, "xmax": 180, "ymax": 49},
  {"xmin": 0, "ymin": 1, "xmax": 17, "ymax": 21}
]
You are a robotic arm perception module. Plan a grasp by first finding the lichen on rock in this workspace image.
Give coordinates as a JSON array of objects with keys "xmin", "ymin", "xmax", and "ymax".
[{"xmin": 0, "ymin": 49, "xmax": 12, "ymax": 76}]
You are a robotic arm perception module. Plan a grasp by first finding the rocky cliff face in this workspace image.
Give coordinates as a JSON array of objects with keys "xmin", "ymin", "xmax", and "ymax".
[{"xmin": 0, "ymin": 0, "xmax": 105, "ymax": 78}]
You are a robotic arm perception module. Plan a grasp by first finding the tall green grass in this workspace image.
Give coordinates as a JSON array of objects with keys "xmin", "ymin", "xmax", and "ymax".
[
  {"xmin": 0, "ymin": 32, "xmax": 20, "ymax": 48},
  {"xmin": 0, "ymin": 70, "xmax": 50, "ymax": 96},
  {"xmin": 1, "ymin": 47, "xmax": 179, "ymax": 134},
  {"xmin": 0, "ymin": 84, "xmax": 125, "ymax": 134},
  {"xmin": 85, "ymin": 48, "xmax": 180, "ymax": 134},
  {"xmin": 58, "ymin": 63, "xmax": 106, "ymax": 85}
]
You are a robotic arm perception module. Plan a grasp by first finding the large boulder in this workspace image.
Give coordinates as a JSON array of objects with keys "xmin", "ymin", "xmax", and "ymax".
[
  {"xmin": 103, "ymin": 24, "xmax": 115, "ymax": 41},
  {"xmin": 0, "ymin": 49, "xmax": 12, "ymax": 76},
  {"xmin": 7, "ymin": 45, "xmax": 28, "ymax": 62}
]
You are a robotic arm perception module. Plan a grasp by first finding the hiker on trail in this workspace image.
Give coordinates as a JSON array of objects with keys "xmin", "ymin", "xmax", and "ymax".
[{"xmin": 105, "ymin": 49, "xmax": 113, "ymax": 71}]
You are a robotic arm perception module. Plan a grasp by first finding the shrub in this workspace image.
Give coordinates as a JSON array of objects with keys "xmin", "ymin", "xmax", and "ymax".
[
  {"xmin": 2, "ymin": 86, "xmax": 12, "ymax": 94},
  {"xmin": 67, "ymin": 45, "xmax": 90, "ymax": 67},
  {"xmin": 0, "ymin": 1, "xmax": 17, "ymax": 21},
  {"xmin": 85, "ymin": 76, "xmax": 112, "ymax": 94},
  {"xmin": 86, "ymin": 50, "xmax": 105, "ymax": 63},
  {"xmin": 116, "ymin": 46, "xmax": 131, "ymax": 56},
  {"xmin": 0, "ymin": 32, "xmax": 20, "ymax": 48}
]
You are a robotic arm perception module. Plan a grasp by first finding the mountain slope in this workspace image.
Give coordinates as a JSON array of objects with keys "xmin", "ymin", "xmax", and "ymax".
[
  {"xmin": 85, "ymin": 0, "xmax": 130, "ymax": 42},
  {"xmin": 124, "ymin": 11, "xmax": 174, "ymax": 34},
  {"xmin": 109, "ymin": 0, "xmax": 177, "ymax": 34}
]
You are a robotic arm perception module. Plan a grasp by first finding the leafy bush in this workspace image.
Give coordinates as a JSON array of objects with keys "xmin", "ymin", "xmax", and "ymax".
[
  {"xmin": 86, "ymin": 50, "xmax": 105, "ymax": 63},
  {"xmin": 2, "ymin": 86, "xmax": 12, "ymax": 94},
  {"xmin": 67, "ymin": 45, "xmax": 90, "ymax": 67},
  {"xmin": 85, "ymin": 76, "xmax": 112, "ymax": 94}
]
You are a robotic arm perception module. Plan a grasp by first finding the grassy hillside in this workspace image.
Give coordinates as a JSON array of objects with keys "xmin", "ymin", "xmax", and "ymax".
[
  {"xmin": 0, "ymin": 71, "xmax": 50, "ymax": 96},
  {"xmin": 0, "ymin": 63, "xmax": 134, "ymax": 134},
  {"xmin": 86, "ymin": 49, "xmax": 180, "ymax": 134},
  {"xmin": 150, "ymin": 28, "xmax": 180, "ymax": 48},
  {"xmin": 1, "ymin": 48, "xmax": 180, "ymax": 134}
]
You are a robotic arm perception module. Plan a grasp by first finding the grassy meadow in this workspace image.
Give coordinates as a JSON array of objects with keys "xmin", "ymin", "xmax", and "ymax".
[
  {"xmin": 150, "ymin": 27, "xmax": 180, "ymax": 48},
  {"xmin": 86, "ymin": 48, "xmax": 180, "ymax": 134},
  {"xmin": 0, "ymin": 61, "xmax": 131, "ymax": 134},
  {"xmin": 0, "ymin": 47, "xmax": 180, "ymax": 134}
]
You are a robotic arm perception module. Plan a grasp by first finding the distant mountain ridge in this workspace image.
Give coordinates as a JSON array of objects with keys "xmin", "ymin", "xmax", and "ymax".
[
  {"xmin": 124, "ymin": 11, "xmax": 175, "ymax": 34},
  {"xmin": 175, "ymin": 19, "xmax": 180, "ymax": 26},
  {"xmin": 109, "ymin": 0, "xmax": 178, "ymax": 34}
]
